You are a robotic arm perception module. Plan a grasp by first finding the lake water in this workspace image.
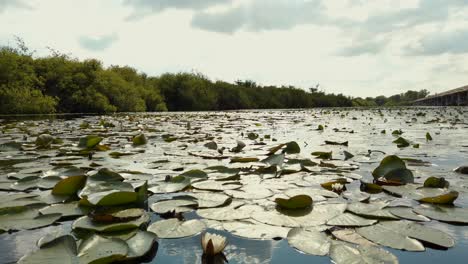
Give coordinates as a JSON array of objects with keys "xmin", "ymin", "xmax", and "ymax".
[{"xmin": 0, "ymin": 107, "xmax": 467, "ymax": 264}]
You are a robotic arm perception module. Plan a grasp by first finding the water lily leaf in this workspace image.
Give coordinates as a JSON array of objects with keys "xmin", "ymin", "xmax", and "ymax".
[
  {"xmin": 418, "ymin": 189, "xmax": 458, "ymax": 204},
  {"xmin": 389, "ymin": 207, "xmax": 430, "ymax": 222},
  {"xmin": 382, "ymin": 168, "xmax": 414, "ymax": 184},
  {"xmin": 125, "ymin": 230, "xmax": 157, "ymax": 259},
  {"xmin": 331, "ymin": 229, "xmax": 376, "ymax": 247},
  {"xmin": 413, "ymin": 205, "xmax": 468, "ymax": 224},
  {"xmin": 426, "ymin": 132, "xmax": 433, "ymax": 141},
  {"xmin": 149, "ymin": 178, "xmax": 191, "ymax": 193},
  {"xmin": 372, "ymin": 155, "xmax": 413, "ymax": 183},
  {"xmin": 179, "ymin": 169, "xmax": 208, "ymax": 179},
  {"xmin": 454, "ymin": 166, "xmax": 468, "ymax": 174},
  {"xmin": 78, "ymin": 135, "xmax": 103, "ymax": 149},
  {"xmin": 393, "ymin": 137, "xmax": 410, "ymax": 148},
  {"xmin": 73, "ymin": 210, "xmax": 149, "ymax": 232},
  {"xmin": 132, "ymin": 133, "xmax": 147, "ymax": 146},
  {"xmin": 0, "ymin": 207, "xmax": 62, "ymax": 232},
  {"xmin": 357, "ymin": 223, "xmax": 425, "ymax": 251},
  {"xmin": 147, "ymin": 218, "xmax": 206, "ymax": 239},
  {"xmin": 253, "ymin": 203, "xmax": 347, "ymax": 227},
  {"xmin": 223, "ymin": 220, "xmax": 290, "ymax": 240},
  {"xmin": 285, "ymin": 141, "xmax": 301, "ymax": 154},
  {"xmin": 0, "ymin": 194, "xmax": 44, "ymax": 212},
  {"xmin": 381, "ymin": 221, "xmax": 455, "ymax": 248},
  {"xmin": 287, "ymin": 228, "xmax": 330, "ymax": 256},
  {"xmin": 231, "ymin": 140, "xmax": 246, "ymax": 153},
  {"xmin": 39, "ymin": 202, "xmax": 88, "ymax": 218},
  {"xmin": 18, "ymin": 235, "xmax": 78, "ymax": 264},
  {"xmin": 192, "ymin": 180, "xmax": 242, "ymax": 191},
  {"xmin": 230, "ymin": 157, "xmax": 259, "ymax": 163},
  {"xmin": 150, "ymin": 198, "xmax": 198, "ymax": 214},
  {"xmin": 325, "ymin": 140, "xmax": 348, "ymax": 146},
  {"xmin": 327, "ymin": 213, "xmax": 377, "ymax": 227},
  {"xmin": 204, "ymin": 141, "xmax": 217, "ymax": 150},
  {"xmin": 78, "ymin": 234, "xmax": 128, "ymax": 264},
  {"xmin": 197, "ymin": 202, "xmax": 262, "ymax": 221},
  {"xmin": 261, "ymin": 153, "xmax": 285, "ymax": 167},
  {"xmin": 275, "ymin": 195, "xmax": 312, "ymax": 210},
  {"xmin": 225, "ymin": 186, "xmax": 273, "ymax": 200},
  {"xmin": 424, "ymin": 176, "xmax": 449, "ymax": 188},
  {"xmin": 347, "ymin": 202, "xmax": 399, "ymax": 220},
  {"xmin": 11, "ymin": 176, "xmax": 40, "ymax": 191},
  {"xmin": 343, "ymin": 151, "xmax": 354, "ymax": 160},
  {"xmin": 247, "ymin": 132, "xmax": 259, "ymax": 140},
  {"xmin": 52, "ymin": 175, "xmax": 87, "ymax": 196},
  {"xmin": 88, "ymin": 168, "xmax": 124, "ymax": 182},
  {"xmin": 311, "ymin": 151, "xmax": 332, "ymax": 160},
  {"xmin": 329, "ymin": 243, "xmax": 398, "ymax": 264},
  {"xmin": 87, "ymin": 190, "xmax": 138, "ymax": 206},
  {"xmin": 35, "ymin": 134, "xmax": 55, "ymax": 149},
  {"xmin": 80, "ymin": 181, "xmax": 134, "ymax": 198},
  {"xmin": 187, "ymin": 192, "xmax": 231, "ymax": 208},
  {"xmin": 343, "ymin": 191, "xmax": 370, "ymax": 202},
  {"xmin": 359, "ymin": 181, "xmax": 382, "ymax": 194}
]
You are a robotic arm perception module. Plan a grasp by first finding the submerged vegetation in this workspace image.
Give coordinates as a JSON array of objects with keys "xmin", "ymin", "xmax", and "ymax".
[{"xmin": 1, "ymin": 39, "xmax": 428, "ymax": 115}]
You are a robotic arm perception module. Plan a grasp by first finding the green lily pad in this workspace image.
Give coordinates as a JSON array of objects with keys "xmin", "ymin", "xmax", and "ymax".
[
  {"xmin": 150, "ymin": 197, "xmax": 198, "ymax": 214},
  {"xmin": 204, "ymin": 141, "xmax": 218, "ymax": 150},
  {"xmin": 52, "ymin": 175, "xmax": 87, "ymax": 196},
  {"xmin": 35, "ymin": 134, "xmax": 55, "ymax": 149},
  {"xmin": 0, "ymin": 207, "xmax": 62, "ymax": 232},
  {"xmin": 413, "ymin": 205, "xmax": 468, "ymax": 224},
  {"xmin": 372, "ymin": 155, "xmax": 414, "ymax": 184},
  {"xmin": 88, "ymin": 168, "xmax": 124, "ymax": 182},
  {"xmin": 357, "ymin": 223, "xmax": 425, "ymax": 251},
  {"xmin": 197, "ymin": 202, "xmax": 262, "ymax": 221},
  {"xmin": 329, "ymin": 243, "xmax": 398, "ymax": 264},
  {"xmin": 73, "ymin": 209, "xmax": 149, "ymax": 232},
  {"xmin": 393, "ymin": 137, "xmax": 410, "ymax": 148},
  {"xmin": 87, "ymin": 190, "xmax": 138, "ymax": 206},
  {"xmin": 18, "ymin": 235, "xmax": 78, "ymax": 264},
  {"xmin": 179, "ymin": 169, "xmax": 208, "ymax": 179},
  {"xmin": 132, "ymin": 133, "xmax": 147, "ymax": 146},
  {"xmin": 423, "ymin": 176, "xmax": 449, "ymax": 188},
  {"xmin": 418, "ymin": 191, "xmax": 458, "ymax": 204},
  {"xmin": 39, "ymin": 202, "xmax": 88, "ymax": 218},
  {"xmin": 287, "ymin": 228, "xmax": 330, "ymax": 256},
  {"xmin": 327, "ymin": 213, "xmax": 377, "ymax": 227},
  {"xmin": 275, "ymin": 195, "xmax": 312, "ymax": 210},
  {"xmin": 311, "ymin": 151, "xmax": 332, "ymax": 160},
  {"xmin": 147, "ymin": 218, "xmax": 206, "ymax": 239},
  {"xmin": 223, "ymin": 220, "xmax": 291, "ymax": 240},
  {"xmin": 187, "ymin": 192, "xmax": 231, "ymax": 208},
  {"xmin": 78, "ymin": 135, "xmax": 103, "ymax": 149},
  {"xmin": 78, "ymin": 234, "xmax": 128, "ymax": 264}
]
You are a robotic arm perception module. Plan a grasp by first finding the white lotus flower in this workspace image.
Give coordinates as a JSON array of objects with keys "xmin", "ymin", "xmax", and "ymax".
[
  {"xmin": 201, "ymin": 232, "xmax": 227, "ymax": 256},
  {"xmin": 331, "ymin": 183, "xmax": 344, "ymax": 192}
]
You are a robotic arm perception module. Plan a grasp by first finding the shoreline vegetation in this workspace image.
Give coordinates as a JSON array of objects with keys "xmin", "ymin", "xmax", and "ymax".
[{"xmin": 1, "ymin": 39, "xmax": 429, "ymax": 115}]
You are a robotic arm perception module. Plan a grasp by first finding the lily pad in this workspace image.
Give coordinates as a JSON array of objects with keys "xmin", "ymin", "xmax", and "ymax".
[
  {"xmin": 275, "ymin": 195, "xmax": 312, "ymax": 210},
  {"xmin": 52, "ymin": 175, "xmax": 87, "ymax": 196},
  {"xmin": 147, "ymin": 218, "xmax": 206, "ymax": 239},
  {"xmin": 18, "ymin": 235, "xmax": 78, "ymax": 264},
  {"xmin": 223, "ymin": 220, "xmax": 291, "ymax": 240},
  {"xmin": 327, "ymin": 213, "xmax": 377, "ymax": 227},
  {"xmin": 78, "ymin": 135, "xmax": 103, "ymax": 149},
  {"xmin": 132, "ymin": 133, "xmax": 147, "ymax": 146},
  {"xmin": 287, "ymin": 228, "xmax": 331, "ymax": 256},
  {"xmin": 73, "ymin": 209, "xmax": 149, "ymax": 232},
  {"xmin": 413, "ymin": 205, "xmax": 468, "ymax": 224},
  {"xmin": 78, "ymin": 234, "xmax": 128, "ymax": 264},
  {"xmin": 357, "ymin": 223, "xmax": 425, "ymax": 251},
  {"xmin": 329, "ymin": 243, "xmax": 398, "ymax": 264},
  {"xmin": 150, "ymin": 198, "xmax": 198, "ymax": 214}
]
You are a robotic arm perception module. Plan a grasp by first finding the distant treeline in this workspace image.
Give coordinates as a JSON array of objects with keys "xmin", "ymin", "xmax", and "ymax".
[{"xmin": 0, "ymin": 40, "xmax": 428, "ymax": 114}]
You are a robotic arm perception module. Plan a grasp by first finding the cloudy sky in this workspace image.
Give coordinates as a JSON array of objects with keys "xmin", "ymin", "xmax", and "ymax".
[{"xmin": 1, "ymin": 0, "xmax": 467, "ymax": 97}]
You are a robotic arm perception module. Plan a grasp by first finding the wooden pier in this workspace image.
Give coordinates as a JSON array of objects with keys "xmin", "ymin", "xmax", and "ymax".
[{"xmin": 413, "ymin": 85, "xmax": 468, "ymax": 106}]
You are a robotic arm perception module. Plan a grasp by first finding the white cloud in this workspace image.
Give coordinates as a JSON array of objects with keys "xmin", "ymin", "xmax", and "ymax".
[{"xmin": 1, "ymin": 0, "xmax": 467, "ymax": 98}]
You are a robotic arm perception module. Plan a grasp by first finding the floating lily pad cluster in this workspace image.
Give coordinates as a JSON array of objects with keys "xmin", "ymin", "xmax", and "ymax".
[{"xmin": 0, "ymin": 107, "xmax": 467, "ymax": 263}]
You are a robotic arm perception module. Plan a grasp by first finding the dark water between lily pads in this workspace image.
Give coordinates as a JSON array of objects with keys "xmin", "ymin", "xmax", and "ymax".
[{"xmin": 1, "ymin": 107, "xmax": 468, "ymax": 264}]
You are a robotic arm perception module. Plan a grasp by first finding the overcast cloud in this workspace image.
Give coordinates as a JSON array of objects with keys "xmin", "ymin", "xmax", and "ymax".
[{"xmin": 0, "ymin": 0, "xmax": 467, "ymax": 97}]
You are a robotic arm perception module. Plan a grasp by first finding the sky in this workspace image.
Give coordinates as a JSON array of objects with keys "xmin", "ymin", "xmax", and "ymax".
[{"xmin": 1, "ymin": 0, "xmax": 468, "ymax": 97}]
